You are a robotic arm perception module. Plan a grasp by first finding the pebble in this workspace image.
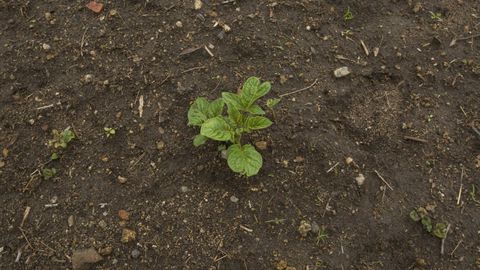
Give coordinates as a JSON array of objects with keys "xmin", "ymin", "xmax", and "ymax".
[
  {"xmin": 298, "ymin": 220, "xmax": 311, "ymax": 237},
  {"xmin": 156, "ymin": 141, "xmax": 165, "ymax": 150},
  {"xmin": 121, "ymin": 228, "xmax": 136, "ymax": 243},
  {"xmin": 84, "ymin": 74, "xmax": 94, "ymax": 83},
  {"xmin": 194, "ymin": 0, "xmax": 203, "ymax": 10},
  {"xmin": 68, "ymin": 215, "xmax": 74, "ymax": 227},
  {"xmin": 98, "ymin": 246, "xmax": 113, "ymax": 256},
  {"xmin": 220, "ymin": 149, "xmax": 228, "ymax": 159},
  {"xmin": 42, "ymin": 43, "xmax": 51, "ymax": 51},
  {"xmin": 230, "ymin": 195, "xmax": 239, "ymax": 203},
  {"xmin": 98, "ymin": 220, "xmax": 107, "ymax": 229},
  {"xmin": 175, "ymin": 21, "xmax": 183, "ymax": 28},
  {"xmin": 255, "ymin": 141, "xmax": 268, "ymax": 150},
  {"xmin": 311, "ymin": 221, "xmax": 320, "ymax": 234},
  {"xmin": 180, "ymin": 186, "xmax": 189, "ymax": 193},
  {"xmin": 117, "ymin": 176, "xmax": 127, "ymax": 184},
  {"xmin": 131, "ymin": 249, "xmax": 141, "ymax": 259},
  {"xmin": 355, "ymin": 173, "xmax": 365, "ymax": 186},
  {"xmin": 71, "ymin": 248, "xmax": 102, "ymax": 270},
  {"xmin": 0, "ymin": 160, "xmax": 5, "ymax": 168},
  {"xmin": 118, "ymin": 210, "xmax": 130, "ymax": 220},
  {"xmin": 333, "ymin": 67, "xmax": 351, "ymax": 78}
]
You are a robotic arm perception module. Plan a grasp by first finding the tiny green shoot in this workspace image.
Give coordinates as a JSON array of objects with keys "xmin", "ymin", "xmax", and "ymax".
[
  {"xmin": 430, "ymin": 11, "xmax": 442, "ymax": 21},
  {"xmin": 343, "ymin": 7, "xmax": 354, "ymax": 21},
  {"xmin": 188, "ymin": 77, "xmax": 278, "ymax": 177},
  {"xmin": 410, "ymin": 207, "xmax": 448, "ymax": 238},
  {"xmin": 104, "ymin": 127, "xmax": 116, "ymax": 138},
  {"xmin": 41, "ymin": 167, "xmax": 57, "ymax": 180},
  {"xmin": 50, "ymin": 152, "xmax": 59, "ymax": 160},
  {"xmin": 48, "ymin": 127, "xmax": 75, "ymax": 149},
  {"xmin": 316, "ymin": 226, "xmax": 329, "ymax": 245}
]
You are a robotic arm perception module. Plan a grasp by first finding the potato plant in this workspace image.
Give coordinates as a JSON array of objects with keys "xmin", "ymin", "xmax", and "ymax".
[{"xmin": 187, "ymin": 77, "xmax": 278, "ymax": 176}]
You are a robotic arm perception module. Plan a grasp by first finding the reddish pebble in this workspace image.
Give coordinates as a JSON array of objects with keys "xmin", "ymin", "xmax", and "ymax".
[
  {"xmin": 86, "ymin": 1, "xmax": 104, "ymax": 13},
  {"xmin": 118, "ymin": 210, "xmax": 130, "ymax": 220}
]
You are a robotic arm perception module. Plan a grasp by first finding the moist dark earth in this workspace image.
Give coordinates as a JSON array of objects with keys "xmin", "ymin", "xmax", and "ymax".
[{"xmin": 1, "ymin": 0, "xmax": 480, "ymax": 269}]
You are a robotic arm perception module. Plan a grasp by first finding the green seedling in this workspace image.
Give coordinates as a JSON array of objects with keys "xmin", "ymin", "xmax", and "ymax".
[
  {"xmin": 265, "ymin": 218, "xmax": 286, "ymax": 225},
  {"xmin": 41, "ymin": 167, "xmax": 57, "ymax": 180},
  {"xmin": 410, "ymin": 207, "xmax": 448, "ymax": 238},
  {"xmin": 469, "ymin": 185, "xmax": 480, "ymax": 204},
  {"xmin": 188, "ymin": 77, "xmax": 278, "ymax": 176},
  {"xmin": 316, "ymin": 226, "xmax": 329, "ymax": 245},
  {"xmin": 343, "ymin": 7, "xmax": 354, "ymax": 21},
  {"xmin": 48, "ymin": 127, "xmax": 75, "ymax": 149},
  {"xmin": 430, "ymin": 11, "xmax": 442, "ymax": 21},
  {"xmin": 50, "ymin": 152, "xmax": 59, "ymax": 160},
  {"xmin": 104, "ymin": 127, "xmax": 116, "ymax": 138}
]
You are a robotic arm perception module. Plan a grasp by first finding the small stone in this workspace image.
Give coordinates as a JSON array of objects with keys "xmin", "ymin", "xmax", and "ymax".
[
  {"xmin": 86, "ymin": 1, "xmax": 104, "ymax": 13},
  {"xmin": 413, "ymin": 2, "xmax": 422, "ymax": 13},
  {"xmin": 345, "ymin": 157, "xmax": 353, "ymax": 165},
  {"xmin": 222, "ymin": 24, "xmax": 231, "ymax": 32},
  {"xmin": 306, "ymin": 25, "xmax": 311, "ymax": 31},
  {"xmin": 131, "ymin": 249, "xmax": 141, "ymax": 259},
  {"xmin": 355, "ymin": 173, "xmax": 365, "ymax": 186},
  {"xmin": 109, "ymin": 9, "xmax": 118, "ymax": 17},
  {"xmin": 194, "ymin": 0, "xmax": 203, "ymax": 10},
  {"xmin": 68, "ymin": 215, "xmax": 74, "ymax": 227},
  {"xmin": 28, "ymin": 119, "xmax": 35, "ymax": 125},
  {"xmin": 71, "ymin": 248, "xmax": 102, "ymax": 270},
  {"xmin": 220, "ymin": 149, "xmax": 227, "ymax": 159},
  {"xmin": 118, "ymin": 210, "xmax": 130, "ymax": 220},
  {"xmin": 121, "ymin": 228, "xmax": 136, "ymax": 243},
  {"xmin": 156, "ymin": 141, "xmax": 165, "ymax": 150},
  {"xmin": 0, "ymin": 160, "xmax": 5, "ymax": 168},
  {"xmin": 255, "ymin": 141, "xmax": 267, "ymax": 150},
  {"xmin": 98, "ymin": 246, "xmax": 113, "ymax": 256},
  {"xmin": 230, "ymin": 195, "xmax": 239, "ymax": 203},
  {"xmin": 180, "ymin": 186, "xmax": 189, "ymax": 193},
  {"xmin": 84, "ymin": 74, "xmax": 94, "ymax": 83},
  {"xmin": 117, "ymin": 176, "xmax": 127, "ymax": 184},
  {"xmin": 175, "ymin": 21, "xmax": 183, "ymax": 28},
  {"xmin": 293, "ymin": 156, "xmax": 304, "ymax": 163},
  {"xmin": 42, "ymin": 43, "xmax": 51, "ymax": 50},
  {"xmin": 44, "ymin": 12, "xmax": 53, "ymax": 21},
  {"xmin": 276, "ymin": 260, "xmax": 288, "ymax": 270},
  {"xmin": 298, "ymin": 220, "xmax": 311, "ymax": 237},
  {"xmin": 311, "ymin": 221, "xmax": 320, "ymax": 234},
  {"xmin": 98, "ymin": 220, "xmax": 107, "ymax": 229},
  {"xmin": 334, "ymin": 67, "xmax": 351, "ymax": 78},
  {"xmin": 416, "ymin": 258, "xmax": 427, "ymax": 266}
]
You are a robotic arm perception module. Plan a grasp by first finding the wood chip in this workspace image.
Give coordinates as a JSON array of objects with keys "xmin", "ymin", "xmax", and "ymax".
[
  {"xmin": 138, "ymin": 95, "xmax": 144, "ymax": 117},
  {"xmin": 360, "ymin": 40, "xmax": 369, "ymax": 56}
]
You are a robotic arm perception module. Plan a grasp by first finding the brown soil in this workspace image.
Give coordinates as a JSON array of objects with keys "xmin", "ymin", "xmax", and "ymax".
[{"xmin": 1, "ymin": 0, "xmax": 480, "ymax": 269}]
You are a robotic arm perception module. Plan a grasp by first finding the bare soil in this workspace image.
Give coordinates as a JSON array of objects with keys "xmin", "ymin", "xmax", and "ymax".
[{"xmin": 1, "ymin": 0, "xmax": 480, "ymax": 269}]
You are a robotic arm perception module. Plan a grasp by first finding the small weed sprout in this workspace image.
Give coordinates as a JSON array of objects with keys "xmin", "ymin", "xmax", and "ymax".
[
  {"xmin": 410, "ymin": 207, "xmax": 448, "ymax": 238},
  {"xmin": 104, "ymin": 127, "xmax": 116, "ymax": 138},
  {"xmin": 188, "ymin": 77, "xmax": 278, "ymax": 176},
  {"xmin": 343, "ymin": 7, "xmax": 354, "ymax": 21},
  {"xmin": 48, "ymin": 127, "xmax": 75, "ymax": 149},
  {"xmin": 41, "ymin": 167, "xmax": 57, "ymax": 180},
  {"xmin": 430, "ymin": 11, "xmax": 442, "ymax": 21},
  {"xmin": 316, "ymin": 226, "xmax": 329, "ymax": 245}
]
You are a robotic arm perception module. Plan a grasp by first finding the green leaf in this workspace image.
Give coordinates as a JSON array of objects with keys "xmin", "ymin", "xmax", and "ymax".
[
  {"xmin": 227, "ymin": 105, "xmax": 243, "ymax": 127},
  {"xmin": 245, "ymin": 116, "xmax": 273, "ymax": 130},
  {"xmin": 41, "ymin": 168, "xmax": 57, "ymax": 180},
  {"xmin": 241, "ymin": 77, "xmax": 271, "ymax": 106},
  {"xmin": 222, "ymin": 92, "xmax": 244, "ymax": 110},
  {"xmin": 432, "ymin": 223, "xmax": 448, "ymax": 239},
  {"xmin": 193, "ymin": 134, "xmax": 208, "ymax": 147},
  {"xmin": 421, "ymin": 216, "xmax": 432, "ymax": 232},
  {"xmin": 246, "ymin": 104, "xmax": 265, "ymax": 115},
  {"xmin": 188, "ymin": 97, "xmax": 210, "ymax": 126},
  {"xmin": 200, "ymin": 117, "xmax": 233, "ymax": 142},
  {"xmin": 266, "ymin": 98, "xmax": 281, "ymax": 109},
  {"xmin": 208, "ymin": 98, "xmax": 225, "ymax": 118},
  {"xmin": 227, "ymin": 144, "xmax": 263, "ymax": 177},
  {"xmin": 409, "ymin": 210, "xmax": 421, "ymax": 222},
  {"xmin": 51, "ymin": 153, "xmax": 59, "ymax": 160}
]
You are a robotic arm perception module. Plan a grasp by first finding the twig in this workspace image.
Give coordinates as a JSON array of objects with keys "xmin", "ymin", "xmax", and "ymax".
[
  {"xmin": 239, "ymin": 225, "xmax": 253, "ymax": 233},
  {"xmin": 181, "ymin": 66, "xmax": 206, "ymax": 74},
  {"xmin": 36, "ymin": 104, "xmax": 55, "ymax": 110},
  {"xmin": 326, "ymin": 162, "xmax": 340, "ymax": 173},
  {"xmin": 20, "ymin": 206, "xmax": 31, "ymax": 228},
  {"xmin": 456, "ymin": 168, "xmax": 464, "ymax": 205},
  {"xmin": 279, "ymin": 79, "xmax": 318, "ymax": 98},
  {"xmin": 128, "ymin": 152, "xmax": 145, "ymax": 170},
  {"xmin": 374, "ymin": 170, "xmax": 394, "ymax": 191},
  {"xmin": 472, "ymin": 126, "xmax": 480, "ymax": 138},
  {"xmin": 440, "ymin": 223, "xmax": 451, "ymax": 255},
  {"xmin": 450, "ymin": 239, "xmax": 462, "ymax": 256},
  {"xmin": 80, "ymin": 28, "xmax": 88, "ymax": 57},
  {"xmin": 404, "ymin": 136, "xmax": 428, "ymax": 143}
]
